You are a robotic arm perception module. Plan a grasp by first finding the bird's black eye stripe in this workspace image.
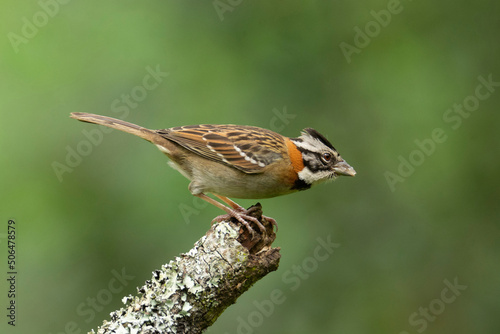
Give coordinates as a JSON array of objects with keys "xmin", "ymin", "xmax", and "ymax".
[{"xmin": 301, "ymin": 151, "xmax": 333, "ymax": 172}]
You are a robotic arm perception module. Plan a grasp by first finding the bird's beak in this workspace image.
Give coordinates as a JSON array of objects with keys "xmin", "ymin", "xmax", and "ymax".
[{"xmin": 333, "ymin": 160, "xmax": 356, "ymax": 177}]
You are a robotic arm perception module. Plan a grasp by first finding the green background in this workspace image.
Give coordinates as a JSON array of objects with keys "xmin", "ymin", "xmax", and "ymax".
[{"xmin": 1, "ymin": 1, "xmax": 499, "ymax": 333}]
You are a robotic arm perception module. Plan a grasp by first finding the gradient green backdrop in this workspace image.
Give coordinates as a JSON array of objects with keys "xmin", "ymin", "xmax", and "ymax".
[{"xmin": 1, "ymin": 1, "xmax": 499, "ymax": 333}]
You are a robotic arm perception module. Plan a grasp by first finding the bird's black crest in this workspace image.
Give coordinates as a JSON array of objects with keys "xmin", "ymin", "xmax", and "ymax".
[{"xmin": 303, "ymin": 128, "xmax": 336, "ymax": 151}]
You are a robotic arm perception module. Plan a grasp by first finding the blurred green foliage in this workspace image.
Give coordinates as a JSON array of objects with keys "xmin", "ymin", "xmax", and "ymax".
[{"xmin": 1, "ymin": 1, "xmax": 499, "ymax": 333}]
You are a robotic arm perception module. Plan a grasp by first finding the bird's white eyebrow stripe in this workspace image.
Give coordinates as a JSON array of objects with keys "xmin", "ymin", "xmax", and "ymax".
[{"xmin": 292, "ymin": 139, "xmax": 322, "ymax": 153}]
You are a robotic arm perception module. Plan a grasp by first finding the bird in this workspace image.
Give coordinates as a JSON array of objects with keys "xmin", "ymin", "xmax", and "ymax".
[{"xmin": 70, "ymin": 112, "xmax": 356, "ymax": 236}]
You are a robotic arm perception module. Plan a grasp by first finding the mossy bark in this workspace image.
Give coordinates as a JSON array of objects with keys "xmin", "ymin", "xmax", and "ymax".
[{"xmin": 90, "ymin": 204, "xmax": 280, "ymax": 334}]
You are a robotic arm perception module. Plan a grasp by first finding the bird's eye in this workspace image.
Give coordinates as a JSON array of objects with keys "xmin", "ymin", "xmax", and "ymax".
[{"xmin": 321, "ymin": 152, "xmax": 332, "ymax": 163}]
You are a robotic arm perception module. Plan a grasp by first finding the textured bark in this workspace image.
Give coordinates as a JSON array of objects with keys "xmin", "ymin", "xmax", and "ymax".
[{"xmin": 90, "ymin": 203, "xmax": 280, "ymax": 334}]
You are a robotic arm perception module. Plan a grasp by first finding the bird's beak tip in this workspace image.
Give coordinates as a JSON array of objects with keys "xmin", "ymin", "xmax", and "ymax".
[
  {"xmin": 344, "ymin": 168, "xmax": 357, "ymax": 177},
  {"xmin": 333, "ymin": 161, "xmax": 357, "ymax": 177}
]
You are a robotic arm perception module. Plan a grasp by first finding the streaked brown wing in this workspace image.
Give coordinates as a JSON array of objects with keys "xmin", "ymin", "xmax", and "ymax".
[{"xmin": 156, "ymin": 124, "xmax": 285, "ymax": 173}]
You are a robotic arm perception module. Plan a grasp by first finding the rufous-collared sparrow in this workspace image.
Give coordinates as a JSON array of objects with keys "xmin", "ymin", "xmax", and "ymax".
[{"xmin": 70, "ymin": 112, "xmax": 356, "ymax": 235}]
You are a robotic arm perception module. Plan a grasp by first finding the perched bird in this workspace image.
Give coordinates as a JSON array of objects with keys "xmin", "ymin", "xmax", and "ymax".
[{"xmin": 70, "ymin": 113, "xmax": 356, "ymax": 235}]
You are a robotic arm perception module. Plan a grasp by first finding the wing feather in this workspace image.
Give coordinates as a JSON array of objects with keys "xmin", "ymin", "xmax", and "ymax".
[{"xmin": 156, "ymin": 124, "xmax": 285, "ymax": 173}]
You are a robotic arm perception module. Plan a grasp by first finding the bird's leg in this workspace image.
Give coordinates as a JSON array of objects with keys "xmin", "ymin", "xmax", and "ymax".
[
  {"xmin": 194, "ymin": 194, "xmax": 266, "ymax": 237},
  {"xmin": 214, "ymin": 194, "xmax": 245, "ymax": 211},
  {"xmin": 215, "ymin": 195, "xmax": 278, "ymax": 232}
]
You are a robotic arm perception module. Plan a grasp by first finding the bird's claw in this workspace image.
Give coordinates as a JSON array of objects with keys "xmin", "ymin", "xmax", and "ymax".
[{"xmin": 212, "ymin": 210, "xmax": 266, "ymax": 238}]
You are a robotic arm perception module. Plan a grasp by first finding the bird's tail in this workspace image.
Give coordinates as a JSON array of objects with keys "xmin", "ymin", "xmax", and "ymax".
[{"xmin": 70, "ymin": 112, "xmax": 161, "ymax": 144}]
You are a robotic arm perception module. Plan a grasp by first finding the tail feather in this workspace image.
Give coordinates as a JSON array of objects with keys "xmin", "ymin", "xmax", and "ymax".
[{"xmin": 70, "ymin": 112, "xmax": 158, "ymax": 143}]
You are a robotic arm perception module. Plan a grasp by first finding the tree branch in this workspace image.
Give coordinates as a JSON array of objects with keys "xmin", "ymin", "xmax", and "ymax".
[{"xmin": 90, "ymin": 203, "xmax": 280, "ymax": 334}]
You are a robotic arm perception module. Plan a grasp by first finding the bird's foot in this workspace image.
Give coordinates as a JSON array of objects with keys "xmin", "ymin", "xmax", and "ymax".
[
  {"xmin": 212, "ymin": 202, "xmax": 277, "ymax": 238},
  {"xmin": 212, "ymin": 209, "xmax": 266, "ymax": 238}
]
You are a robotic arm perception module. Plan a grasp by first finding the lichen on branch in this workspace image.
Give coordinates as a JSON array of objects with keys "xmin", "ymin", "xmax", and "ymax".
[{"xmin": 91, "ymin": 203, "xmax": 280, "ymax": 334}]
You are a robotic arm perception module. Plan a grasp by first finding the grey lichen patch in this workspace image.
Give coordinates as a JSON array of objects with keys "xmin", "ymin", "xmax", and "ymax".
[{"xmin": 92, "ymin": 219, "xmax": 280, "ymax": 334}]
